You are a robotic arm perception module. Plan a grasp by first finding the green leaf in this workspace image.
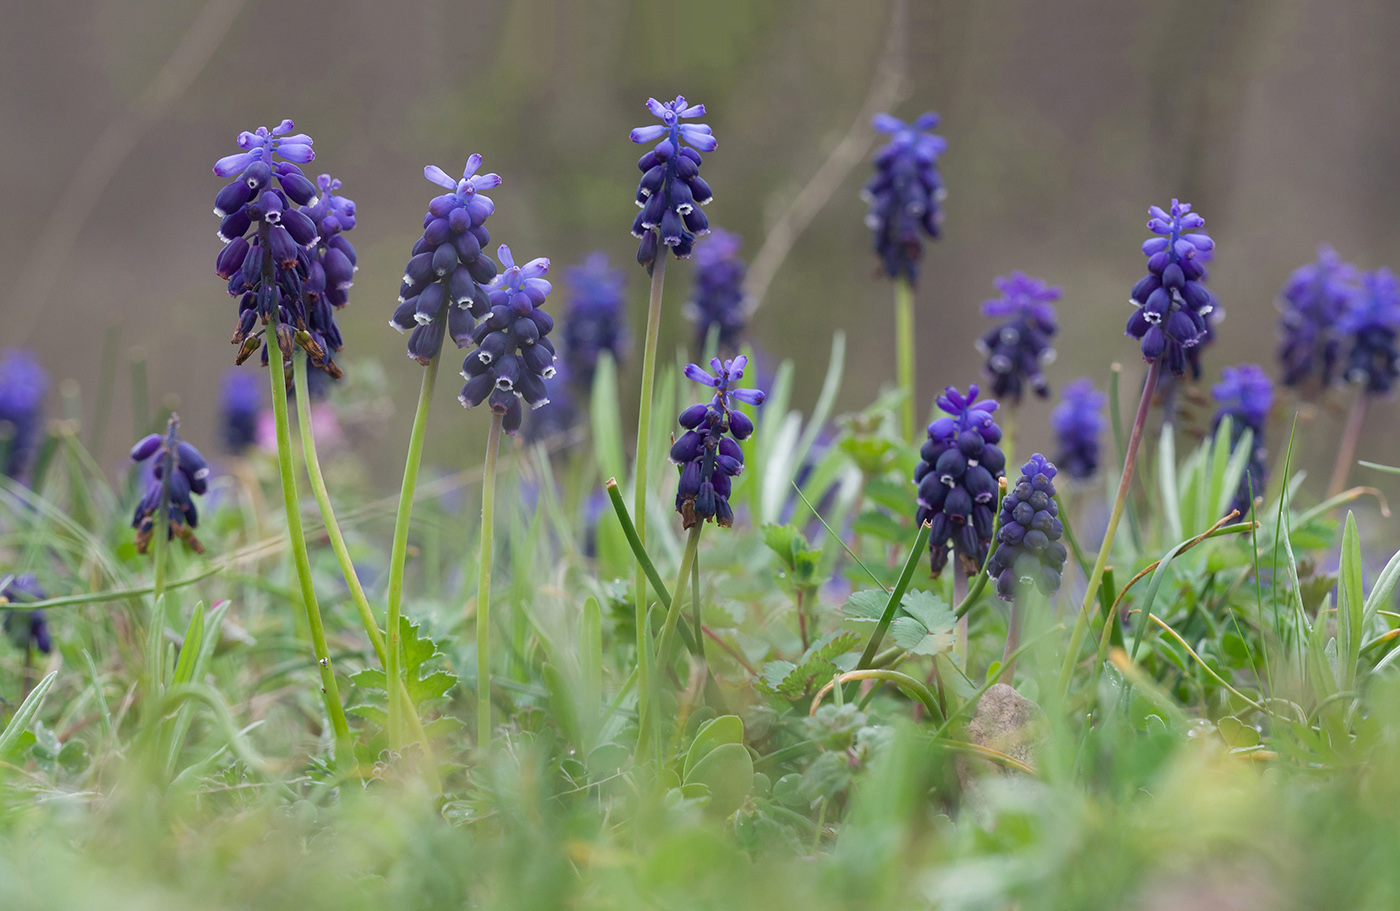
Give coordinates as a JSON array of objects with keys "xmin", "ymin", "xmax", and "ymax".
[
  {"xmin": 1338, "ymin": 512, "xmax": 1364, "ymax": 691},
  {"xmin": 682, "ymin": 742, "xmax": 753, "ymax": 818},
  {"xmin": 0, "ymin": 670, "xmax": 57, "ymax": 758},
  {"xmin": 590, "ymin": 352, "xmax": 625, "ymax": 484},
  {"xmin": 842, "ymin": 590, "xmax": 888, "ymax": 623},
  {"xmin": 862, "ymin": 477, "xmax": 913, "ymax": 514},
  {"xmin": 685, "ymin": 715, "xmax": 744, "ymax": 779},
  {"xmin": 851, "ymin": 510, "xmax": 906, "ymax": 543}
]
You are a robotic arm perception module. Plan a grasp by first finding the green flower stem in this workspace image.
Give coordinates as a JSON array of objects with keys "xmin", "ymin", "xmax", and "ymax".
[
  {"xmin": 1328, "ymin": 385, "xmax": 1368, "ymax": 498},
  {"xmin": 476, "ymin": 411, "xmax": 503, "ymax": 749},
  {"xmin": 385, "ymin": 351, "xmax": 439, "ymax": 748},
  {"xmin": 895, "ymin": 277, "xmax": 917, "ymax": 442},
  {"xmin": 655, "ymin": 523, "xmax": 703, "ymax": 672},
  {"xmin": 1058, "ymin": 357, "xmax": 1161, "ymax": 697},
  {"xmin": 633, "ymin": 254, "xmax": 668, "ymax": 756}
]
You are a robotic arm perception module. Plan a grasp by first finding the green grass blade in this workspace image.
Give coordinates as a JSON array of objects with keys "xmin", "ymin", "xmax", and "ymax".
[{"xmin": 0, "ymin": 670, "xmax": 58, "ymax": 757}]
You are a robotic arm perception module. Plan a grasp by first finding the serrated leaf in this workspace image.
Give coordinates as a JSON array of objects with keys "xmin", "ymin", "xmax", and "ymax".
[
  {"xmin": 760, "ymin": 660, "xmax": 797, "ymax": 692},
  {"xmin": 900, "ymin": 590, "xmax": 954, "ymax": 632},
  {"xmin": 888, "ymin": 590, "xmax": 956, "ymax": 656},
  {"xmin": 802, "ymin": 629, "xmax": 862, "ymax": 664},
  {"xmin": 410, "ymin": 671, "xmax": 457, "ymax": 705},
  {"xmin": 842, "ymin": 590, "xmax": 888, "ymax": 623}
]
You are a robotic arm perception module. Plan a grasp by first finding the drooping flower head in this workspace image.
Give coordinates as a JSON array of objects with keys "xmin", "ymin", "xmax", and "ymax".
[
  {"xmin": 1125, "ymin": 200, "xmax": 1217, "ymax": 376},
  {"xmin": 987, "ymin": 454, "xmax": 1067, "ymax": 601},
  {"xmin": 914, "ymin": 384, "xmax": 1006, "ymax": 577},
  {"xmin": 976, "ymin": 272, "xmax": 1059, "ymax": 402},
  {"xmin": 390, "ymin": 156, "xmax": 501, "ymax": 365},
  {"xmin": 459, "ymin": 245, "xmax": 556, "ymax": 435},
  {"xmin": 562, "ymin": 252, "xmax": 629, "ymax": 390},
  {"xmin": 0, "ymin": 350, "xmax": 48, "ymax": 481},
  {"xmin": 1212, "ymin": 364, "xmax": 1274, "ymax": 516},
  {"xmin": 211, "ymin": 120, "xmax": 340, "ymax": 378},
  {"xmin": 629, "ymin": 96, "xmax": 716, "ymax": 271},
  {"xmin": 670, "ymin": 356, "xmax": 764, "ymax": 529},
  {"xmin": 1050, "ymin": 378, "xmax": 1106, "ymax": 481},
  {"xmin": 862, "ymin": 112, "xmax": 947, "ymax": 285},
  {"xmin": 129, "ymin": 415, "xmax": 208, "ymax": 555},
  {"xmin": 1, "ymin": 574, "xmax": 50, "ymax": 655},
  {"xmin": 686, "ymin": 228, "xmax": 747, "ymax": 356},
  {"xmin": 1338, "ymin": 268, "xmax": 1400, "ymax": 395},
  {"xmin": 1278, "ymin": 245, "xmax": 1359, "ymax": 391},
  {"xmin": 295, "ymin": 173, "xmax": 359, "ymax": 380},
  {"xmin": 220, "ymin": 369, "xmax": 262, "ymax": 455}
]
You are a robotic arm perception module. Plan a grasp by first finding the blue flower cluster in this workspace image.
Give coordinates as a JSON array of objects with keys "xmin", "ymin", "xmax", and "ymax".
[
  {"xmin": 459, "ymin": 245, "xmax": 557, "ymax": 435},
  {"xmin": 1339, "ymin": 268, "xmax": 1400, "ymax": 395},
  {"xmin": 0, "ymin": 350, "xmax": 48, "ymax": 481},
  {"xmin": 670, "ymin": 356, "xmax": 764, "ymax": 529},
  {"xmin": 629, "ymin": 96, "xmax": 715, "ymax": 271},
  {"xmin": 212, "ymin": 121, "xmax": 341, "ymax": 377},
  {"xmin": 1278, "ymin": 245, "xmax": 1358, "ymax": 390},
  {"xmin": 130, "ymin": 417, "xmax": 209, "ymax": 555},
  {"xmin": 562, "ymin": 252, "xmax": 629, "ymax": 390},
  {"xmin": 914, "ymin": 385, "xmax": 1006, "ymax": 577},
  {"xmin": 976, "ymin": 272, "xmax": 1060, "ymax": 402},
  {"xmin": 1, "ymin": 574, "xmax": 50, "ymax": 655},
  {"xmin": 1212, "ymin": 365, "xmax": 1273, "ymax": 517},
  {"xmin": 390, "ymin": 156, "xmax": 501, "ymax": 365},
  {"xmin": 987, "ymin": 454, "xmax": 1067, "ymax": 601},
  {"xmin": 862, "ymin": 112, "xmax": 946, "ymax": 284},
  {"xmin": 296, "ymin": 173, "xmax": 358, "ymax": 380},
  {"xmin": 1125, "ymin": 200, "xmax": 1217, "ymax": 376},
  {"xmin": 1050, "ymin": 378, "xmax": 1105, "ymax": 481},
  {"xmin": 686, "ymin": 228, "xmax": 748, "ymax": 356},
  {"xmin": 220, "ymin": 369, "xmax": 262, "ymax": 454}
]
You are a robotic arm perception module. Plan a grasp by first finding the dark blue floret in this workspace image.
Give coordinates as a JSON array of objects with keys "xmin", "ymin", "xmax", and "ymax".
[
  {"xmin": 1278, "ymin": 245, "xmax": 1358, "ymax": 390},
  {"xmin": 1338, "ymin": 268, "xmax": 1400, "ymax": 395},
  {"xmin": 629, "ymin": 96, "xmax": 716, "ymax": 272},
  {"xmin": 458, "ymin": 245, "xmax": 557, "ymax": 436},
  {"xmin": 670, "ymin": 356, "xmax": 764, "ymax": 529},
  {"xmin": 390, "ymin": 156, "xmax": 501, "ymax": 366},
  {"xmin": 1125, "ymin": 199, "xmax": 1216, "ymax": 376},
  {"xmin": 862, "ymin": 112, "xmax": 946, "ymax": 285},
  {"xmin": 2, "ymin": 574, "xmax": 50, "ymax": 655},
  {"xmin": 220, "ymin": 369, "xmax": 262, "ymax": 454},
  {"xmin": 976, "ymin": 272, "xmax": 1059, "ymax": 402},
  {"xmin": 1050, "ymin": 378, "xmax": 1105, "ymax": 481},
  {"xmin": 686, "ymin": 229, "xmax": 747, "ymax": 356},
  {"xmin": 295, "ymin": 173, "xmax": 358, "ymax": 381},
  {"xmin": 1212, "ymin": 364, "xmax": 1273, "ymax": 517},
  {"xmin": 0, "ymin": 350, "xmax": 48, "ymax": 481},
  {"xmin": 913, "ymin": 384, "xmax": 1005, "ymax": 577},
  {"xmin": 986, "ymin": 454, "xmax": 1066, "ymax": 601},
  {"xmin": 562, "ymin": 252, "xmax": 629, "ymax": 390},
  {"xmin": 129, "ymin": 415, "xmax": 208, "ymax": 555}
]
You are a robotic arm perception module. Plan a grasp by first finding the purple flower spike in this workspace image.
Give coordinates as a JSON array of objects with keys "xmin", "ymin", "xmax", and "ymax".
[
  {"xmin": 562, "ymin": 252, "xmax": 629, "ymax": 390},
  {"xmin": 862, "ymin": 112, "xmax": 946, "ymax": 285},
  {"xmin": 221, "ymin": 369, "xmax": 262, "ymax": 454},
  {"xmin": 129, "ymin": 415, "xmax": 208, "ymax": 555},
  {"xmin": 2, "ymin": 575, "xmax": 51, "ymax": 655},
  {"xmin": 1278, "ymin": 245, "xmax": 1359, "ymax": 391},
  {"xmin": 670, "ymin": 355, "xmax": 763, "ymax": 529},
  {"xmin": 0, "ymin": 349, "xmax": 48, "ymax": 482},
  {"xmin": 629, "ymin": 95, "xmax": 717, "ymax": 272},
  {"xmin": 987, "ymin": 454, "xmax": 1067, "ymax": 601},
  {"xmin": 1125, "ymin": 199, "xmax": 1217, "ymax": 376},
  {"xmin": 1213, "ymin": 364, "xmax": 1274, "ymax": 516},
  {"xmin": 686, "ymin": 228, "xmax": 747, "ymax": 356},
  {"xmin": 1339, "ymin": 268, "xmax": 1400, "ymax": 395},
  {"xmin": 914, "ymin": 384, "xmax": 1005, "ymax": 577},
  {"xmin": 1050, "ymin": 378, "xmax": 1105, "ymax": 481},
  {"xmin": 976, "ymin": 272, "xmax": 1060, "ymax": 403},
  {"xmin": 213, "ymin": 120, "xmax": 314, "ymax": 177}
]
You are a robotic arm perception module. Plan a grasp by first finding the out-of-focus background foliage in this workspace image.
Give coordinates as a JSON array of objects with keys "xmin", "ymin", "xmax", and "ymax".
[{"xmin": 3, "ymin": 0, "xmax": 1398, "ymax": 486}]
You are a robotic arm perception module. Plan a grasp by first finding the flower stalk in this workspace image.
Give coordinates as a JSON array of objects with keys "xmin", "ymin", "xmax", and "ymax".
[{"xmin": 476, "ymin": 412, "xmax": 503, "ymax": 748}]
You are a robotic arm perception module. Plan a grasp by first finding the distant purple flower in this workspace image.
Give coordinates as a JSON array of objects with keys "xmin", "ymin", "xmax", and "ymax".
[
  {"xmin": 390, "ymin": 155, "xmax": 501, "ymax": 365},
  {"xmin": 0, "ymin": 350, "xmax": 48, "ymax": 481},
  {"xmin": 862, "ymin": 112, "xmax": 946, "ymax": 284},
  {"xmin": 1125, "ymin": 200, "xmax": 1216, "ymax": 376},
  {"xmin": 1339, "ymin": 268, "xmax": 1400, "ymax": 395},
  {"xmin": 220, "ymin": 369, "xmax": 262, "ymax": 454},
  {"xmin": 562, "ymin": 252, "xmax": 630, "ymax": 389},
  {"xmin": 1050, "ymin": 378, "xmax": 1105, "ymax": 481},
  {"xmin": 987, "ymin": 454, "xmax": 1066, "ymax": 601},
  {"xmin": 629, "ymin": 96, "xmax": 716, "ymax": 271},
  {"xmin": 670, "ymin": 356, "xmax": 764, "ymax": 529},
  {"xmin": 1278, "ymin": 245, "xmax": 1358, "ymax": 391},
  {"xmin": 686, "ymin": 229, "xmax": 747, "ymax": 356},
  {"xmin": 976, "ymin": 272, "xmax": 1059, "ymax": 402},
  {"xmin": 523, "ymin": 359, "xmax": 577, "ymax": 444},
  {"xmin": 458, "ymin": 245, "xmax": 557, "ymax": 435},
  {"xmin": 1213, "ymin": 364, "xmax": 1273, "ymax": 516},
  {"xmin": 1, "ymin": 574, "xmax": 50, "ymax": 655},
  {"xmin": 129, "ymin": 415, "xmax": 208, "ymax": 555},
  {"xmin": 914, "ymin": 384, "xmax": 1006, "ymax": 577}
]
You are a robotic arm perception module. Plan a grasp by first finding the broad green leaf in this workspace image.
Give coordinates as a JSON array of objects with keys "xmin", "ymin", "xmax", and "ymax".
[
  {"xmin": 0, "ymin": 670, "xmax": 57, "ymax": 758},
  {"xmin": 682, "ymin": 742, "xmax": 753, "ymax": 817},
  {"xmin": 684, "ymin": 714, "xmax": 744, "ymax": 779},
  {"xmin": 842, "ymin": 590, "xmax": 888, "ymax": 622}
]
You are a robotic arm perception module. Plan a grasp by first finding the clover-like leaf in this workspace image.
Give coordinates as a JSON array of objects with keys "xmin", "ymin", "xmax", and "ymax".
[{"xmin": 888, "ymin": 589, "xmax": 956, "ymax": 656}]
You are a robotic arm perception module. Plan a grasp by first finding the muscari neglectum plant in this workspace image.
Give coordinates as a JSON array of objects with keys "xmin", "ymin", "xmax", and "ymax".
[
  {"xmin": 1278, "ymin": 244, "xmax": 1358, "ymax": 393},
  {"xmin": 976, "ymin": 272, "xmax": 1059, "ymax": 406},
  {"xmin": 1212, "ymin": 364, "xmax": 1273, "ymax": 519},
  {"xmin": 1051, "ymin": 377, "xmax": 1106, "ymax": 482},
  {"xmin": 1329, "ymin": 267, "xmax": 1400, "ymax": 496},
  {"xmin": 562, "ymin": 252, "xmax": 629, "ymax": 392},
  {"xmin": 686, "ymin": 227, "xmax": 747, "ymax": 358},
  {"xmin": 0, "ymin": 350, "xmax": 48, "ymax": 483}
]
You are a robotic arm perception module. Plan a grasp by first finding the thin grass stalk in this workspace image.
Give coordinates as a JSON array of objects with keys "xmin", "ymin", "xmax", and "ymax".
[
  {"xmin": 895, "ymin": 277, "xmax": 916, "ymax": 442},
  {"xmin": 1328, "ymin": 385, "xmax": 1368, "ymax": 498},
  {"xmin": 655, "ymin": 523, "xmax": 703, "ymax": 671},
  {"xmin": 476, "ymin": 412, "xmax": 503, "ymax": 749}
]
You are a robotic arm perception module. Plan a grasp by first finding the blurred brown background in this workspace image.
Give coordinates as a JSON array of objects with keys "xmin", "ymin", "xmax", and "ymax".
[{"xmin": 2, "ymin": 0, "xmax": 1398, "ymax": 492}]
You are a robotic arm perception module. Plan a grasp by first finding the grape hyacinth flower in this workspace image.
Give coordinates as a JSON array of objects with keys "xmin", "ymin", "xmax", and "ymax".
[
  {"xmin": 562, "ymin": 252, "xmax": 629, "ymax": 390},
  {"xmin": 1, "ymin": 574, "xmax": 50, "ymax": 655},
  {"xmin": 211, "ymin": 120, "xmax": 340, "ymax": 377},
  {"xmin": 129, "ymin": 416, "xmax": 209, "ymax": 555},
  {"xmin": 1278, "ymin": 245, "xmax": 1359, "ymax": 390},
  {"xmin": 629, "ymin": 96, "xmax": 716, "ymax": 271},
  {"xmin": 914, "ymin": 385, "xmax": 1007, "ymax": 577},
  {"xmin": 390, "ymin": 156, "xmax": 501, "ymax": 365},
  {"xmin": 987, "ymin": 454, "xmax": 1067, "ymax": 601},
  {"xmin": 459, "ymin": 245, "xmax": 557, "ymax": 435},
  {"xmin": 862, "ymin": 112, "xmax": 946, "ymax": 284},
  {"xmin": 1339, "ymin": 268, "xmax": 1400, "ymax": 395},
  {"xmin": 975, "ymin": 272, "xmax": 1059, "ymax": 402},
  {"xmin": 0, "ymin": 350, "xmax": 48, "ymax": 481},
  {"xmin": 686, "ymin": 228, "xmax": 748, "ymax": 356},
  {"xmin": 1051, "ymin": 378, "xmax": 1106, "ymax": 481},
  {"xmin": 221, "ymin": 369, "xmax": 262, "ymax": 455},
  {"xmin": 1212, "ymin": 365, "xmax": 1273, "ymax": 517},
  {"xmin": 1125, "ymin": 200, "xmax": 1217, "ymax": 376},
  {"xmin": 296, "ymin": 173, "xmax": 359, "ymax": 380},
  {"xmin": 670, "ymin": 356, "xmax": 765, "ymax": 529}
]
